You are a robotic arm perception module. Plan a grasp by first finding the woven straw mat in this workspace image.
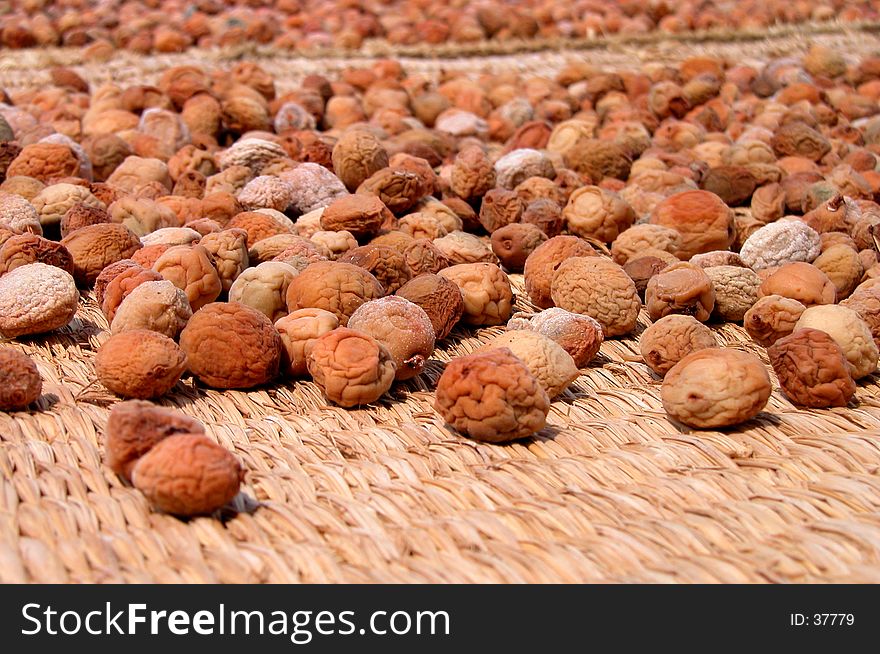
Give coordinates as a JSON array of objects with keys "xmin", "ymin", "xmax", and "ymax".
[{"xmin": 3, "ymin": 28, "xmax": 880, "ymax": 584}]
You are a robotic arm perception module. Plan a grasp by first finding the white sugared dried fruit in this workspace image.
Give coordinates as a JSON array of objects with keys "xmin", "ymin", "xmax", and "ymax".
[
  {"xmin": 739, "ymin": 220, "xmax": 821, "ymax": 270},
  {"xmin": 0, "ymin": 263, "xmax": 79, "ymax": 337}
]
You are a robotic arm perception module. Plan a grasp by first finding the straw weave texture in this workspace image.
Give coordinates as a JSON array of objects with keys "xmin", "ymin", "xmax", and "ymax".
[{"xmin": 2, "ymin": 24, "xmax": 880, "ymax": 583}]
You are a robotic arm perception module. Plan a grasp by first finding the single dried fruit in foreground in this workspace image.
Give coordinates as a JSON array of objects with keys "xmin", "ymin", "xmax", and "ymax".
[
  {"xmin": 649, "ymin": 190, "xmax": 735, "ymax": 259},
  {"xmin": 132, "ymin": 433, "xmax": 243, "ymax": 516},
  {"xmin": 0, "ymin": 348, "xmax": 41, "ymax": 411},
  {"xmin": 95, "ymin": 330, "xmax": 187, "ymax": 399},
  {"xmin": 105, "ymin": 400, "xmax": 205, "ymax": 481},
  {"xmin": 639, "ymin": 315, "xmax": 718, "ymax": 376},
  {"xmin": 179, "ymin": 302, "xmax": 282, "ymax": 389},
  {"xmin": 439, "ymin": 263, "xmax": 513, "ymax": 326},
  {"xmin": 661, "ymin": 348, "xmax": 771, "ymax": 428},
  {"xmin": 435, "ymin": 348, "xmax": 549, "ymax": 443},
  {"xmin": 768, "ymin": 329, "xmax": 857, "ymax": 408},
  {"xmin": 306, "ymin": 327, "xmax": 396, "ymax": 407}
]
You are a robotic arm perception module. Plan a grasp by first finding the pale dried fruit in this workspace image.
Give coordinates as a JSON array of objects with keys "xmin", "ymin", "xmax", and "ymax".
[
  {"xmin": 179, "ymin": 301, "xmax": 282, "ymax": 389},
  {"xmin": 434, "ymin": 347, "xmax": 549, "ymax": 443},
  {"xmin": 794, "ymin": 304, "xmax": 879, "ymax": 379},
  {"xmin": 153, "ymin": 244, "xmax": 222, "ymax": 311},
  {"xmin": 649, "ymin": 190, "xmax": 735, "ymax": 259},
  {"xmin": 759, "ymin": 262, "xmax": 836, "ymax": 306},
  {"xmin": 286, "ymin": 261, "xmax": 384, "ymax": 326},
  {"xmin": 739, "ymin": 220, "xmax": 821, "ymax": 270},
  {"xmin": 812, "ymin": 244, "xmax": 863, "ymax": 300},
  {"xmin": 506, "ymin": 308, "xmax": 603, "ymax": 367},
  {"xmin": 433, "ymin": 231, "xmax": 496, "ymax": 265},
  {"xmin": 493, "ymin": 148, "xmax": 555, "ymax": 190},
  {"xmin": 662, "ymin": 348, "xmax": 772, "ymax": 428},
  {"xmin": 311, "ymin": 230, "xmax": 357, "ymax": 261},
  {"xmin": 689, "ymin": 251, "xmax": 747, "ymax": 269},
  {"xmin": 768, "ymin": 328, "xmax": 857, "ymax": 408},
  {"xmin": 611, "ymin": 224, "xmax": 681, "ymax": 265},
  {"xmin": 395, "ymin": 273, "xmax": 464, "ymax": 341},
  {"xmin": 450, "ymin": 145, "xmax": 495, "ymax": 200},
  {"xmin": 645, "ymin": 262, "xmax": 716, "ymax": 322},
  {"xmin": 110, "ymin": 279, "xmax": 192, "ymax": 339},
  {"xmin": 0, "ymin": 192, "xmax": 42, "ymax": 235},
  {"xmin": 639, "ymin": 314, "xmax": 717, "ymax": 376},
  {"xmin": 105, "ymin": 400, "xmax": 205, "ymax": 481},
  {"xmin": 704, "ymin": 265, "xmax": 761, "ymax": 322},
  {"xmin": 348, "ymin": 296, "xmax": 435, "ymax": 381},
  {"xmin": 332, "ymin": 129, "xmax": 389, "ymax": 191},
  {"xmin": 229, "ymin": 261, "xmax": 299, "ymax": 322},
  {"xmin": 32, "ymin": 182, "xmax": 105, "ymax": 227},
  {"xmin": 306, "ymin": 327, "xmax": 396, "ymax": 407},
  {"xmin": 439, "ymin": 263, "xmax": 513, "ymax": 326},
  {"xmin": 131, "ymin": 433, "xmax": 243, "ymax": 516},
  {"xmin": 281, "ymin": 163, "xmax": 348, "ymax": 214},
  {"xmin": 100, "ymin": 264, "xmax": 164, "ymax": 323},
  {"xmin": 0, "ymin": 348, "xmax": 41, "ymax": 411},
  {"xmin": 274, "ymin": 308, "xmax": 339, "ymax": 377},
  {"xmin": 743, "ymin": 294, "xmax": 807, "ymax": 347},
  {"xmin": 95, "ymin": 330, "xmax": 187, "ymax": 399},
  {"xmin": 198, "ymin": 228, "xmax": 249, "ymax": 292},
  {"xmin": 61, "ymin": 223, "xmax": 142, "ymax": 286},
  {"xmin": 479, "ymin": 330, "xmax": 578, "ymax": 397},
  {"xmin": 563, "ymin": 185, "xmax": 635, "ymax": 243},
  {"xmin": 550, "ymin": 256, "xmax": 640, "ymax": 336},
  {"xmin": 0, "ymin": 263, "xmax": 78, "ymax": 337},
  {"xmin": 524, "ymin": 235, "xmax": 596, "ymax": 309}
]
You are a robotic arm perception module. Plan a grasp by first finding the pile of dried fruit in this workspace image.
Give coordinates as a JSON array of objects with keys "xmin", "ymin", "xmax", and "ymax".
[
  {"xmin": 3, "ymin": 41, "xmax": 880, "ymax": 516},
  {"xmin": 1, "ymin": 1, "xmax": 877, "ymax": 55}
]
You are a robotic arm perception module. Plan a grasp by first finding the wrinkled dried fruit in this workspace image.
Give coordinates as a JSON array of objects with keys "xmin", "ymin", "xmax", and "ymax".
[
  {"xmin": 0, "ymin": 348, "xmax": 41, "ymax": 411},
  {"xmin": 95, "ymin": 330, "xmax": 187, "ymax": 399},
  {"xmin": 434, "ymin": 347, "xmax": 550, "ymax": 443},
  {"xmin": 661, "ymin": 348, "xmax": 771, "ymax": 428},
  {"xmin": 395, "ymin": 273, "xmax": 464, "ymax": 340},
  {"xmin": 639, "ymin": 314, "xmax": 717, "ymax": 376},
  {"xmin": 768, "ymin": 328, "xmax": 857, "ymax": 408},
  {"xmin": 479, "ymin": 330, "xmax": 578, "ymax": 397}
]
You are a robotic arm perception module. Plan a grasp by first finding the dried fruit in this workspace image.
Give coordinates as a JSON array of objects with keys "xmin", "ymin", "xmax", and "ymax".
[
  {"xmin": 639, "ymin": 315, "xmax": 717, "ymax": 376},
  {"xmin": 524, "ymin": 235, "xmax": 596, "ymax": 309},
  {"xmin": 645, "ymin": 262, "xmax": 716, "ymax": 322},
  {"xmin": 110, "ymin": 279, "xmax": 192, "ymax": 339},
  {"xmin": 0, "ymin": 263, "xmax": 78, "ymax": 337},
  {"xmin": 563, "ymin": 185, "xmax": 635, "ymax": 243},
  {"xmin": 332, "ymin": 129, "xmax": 389, "ymax": 191},
  {"xmin": 479, "ymin": 330, "xmax": 578, "ymax": 397},
  {"xmin": 768, "ymin": 329, "xmax": 857, "ymax": 408},
  {"xmin": 794, "ymin": 304, "xmax": 879, "ymax": 379},
  {"xmin": 611, "ymin": 224, "xmax": 681, "ymax": 265},
  {"xmin": 434, "ymin": 348, "xmax": 549, "ymax": 443},
  {"xmin": 490, "ymin": 223, "xmax": 547, "ymax": 272},
  {"xmin": 478, "ymin": 188, "xmax": 524, "ymax": 234},
  {"xmin": 703, "ymin": 265, "xmax": 761, "ymax": 322},
  {"xmin": 131, "ymin": 433, "xmax": 243, "ymax": 516},
  {"xmin": 743, "ymin": 294, "xmax": 807, "ymax": 347},
  {"xmin": 105, "ymin": 400, "xmax": 205, "ymax": 481},
  {"xmin": 286, "ymin": 261, "xmax": 384, "ymax": 326},
  {"xmin": 661, "ymin": 348, "xmax": 771, "ymax": 428},
  {"xmin": 649, "ymin": 190, "xmax": 735, "ymax": 259},
  {"xmin": 61, "ymin": 223, "xmax": 142, "ymax": 286},
  {"xmin": 739, "ymin": 220, "xmax": 821, "ymax": 270},
  {"xmin": 812, "ymin": 244, "xmax": 863, "ymax": 300},
  {"xmin": 196, "ymin": 228, "xmax": 249, "ymax": 292},
  {"xmin": 229, "ymin": 261, "xmax": 299, "ymax": 322},
  {"xmin": 759, "ymin": 262, "xmax": 836, "ymax": 306},
  {"xmin": 306, "ymin": 327, "xmax": 396, "ymax": 407},
  {"xmin": 320, "ymin": 194, "xmax": 394, "ymax": 239},
  {"xmin": 0, "ymin": 233, "xmax": 73, "ymax": 276},
  {"xmin": 348, "ymin": 296, "xmax": 435, "ymax": 380},
  {"xmin": 339, "ymin": 244, "xmax": 412, "ymax": 294},
  {"xmin": 507, "ymin": 308, "xmax": 603, "ymax": 368},
  {"xmin": 550, "ymin": 256, "xmax": 641, "ymax": 336},
  {"xmin": 96, "ymin": 330, "xmax": 187, "ymax": 399},
  {"xmin": 274, "ymin": 308, "xmax": 339, "ymax": 377},
  {"xmin": 100, "ymin": 264, "xmax": 164, "ymax": 323},
  {"xmin": 439, "ymin": 263, "xmax": 513, "ymax": 326},
  {"xmin": 0, "ymin": 348, "xmax": 41, "ymax": 411},
  {"xmin": 395, "ymin": 273, "xmax": 464, "ymax": 341},
  {"xmin": 179, "ymin": 302, "xmax": 282, "ymax": 389},
  {"xmin": 153, "ymin": 244, "xmax": 222, "ymax": 311}
]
